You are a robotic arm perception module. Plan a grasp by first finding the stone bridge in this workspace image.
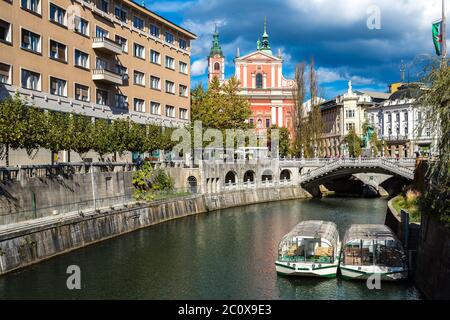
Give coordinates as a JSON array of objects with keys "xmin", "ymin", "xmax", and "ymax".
[{"xmin": 179, "ymin": 157, "xmax": 416, "ymax": 196}]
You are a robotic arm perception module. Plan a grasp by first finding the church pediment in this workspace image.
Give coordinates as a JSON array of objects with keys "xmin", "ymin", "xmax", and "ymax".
[{"xmin": 235, "ymin": 50, "xmax": 281, "ymax": 62}]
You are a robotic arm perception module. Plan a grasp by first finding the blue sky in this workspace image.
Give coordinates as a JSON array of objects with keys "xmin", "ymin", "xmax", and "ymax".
[{"xmin": 144, "ymin": 0, "xmax": 448, "ymax": 99}]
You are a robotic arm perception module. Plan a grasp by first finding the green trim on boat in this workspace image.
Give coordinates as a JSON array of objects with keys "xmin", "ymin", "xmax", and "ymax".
[{"xmin": 339, "ymin": 266, "xmax": 408, "ymax": 275}]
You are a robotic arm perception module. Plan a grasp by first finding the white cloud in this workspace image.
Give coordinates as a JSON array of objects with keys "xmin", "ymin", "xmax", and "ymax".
[
  {"xmin": 316, "ymin": 67, "xmax": 374, "ymax": 85},
  {"xmin": 191, "ymin": 59, "xmax": 208, "ymax": 76}
]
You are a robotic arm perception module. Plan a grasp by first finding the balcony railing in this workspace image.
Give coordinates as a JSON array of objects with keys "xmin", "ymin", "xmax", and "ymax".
[
  {"xmin": 92, "ymin": 69, "xmax": 124, "ymax": 85},
  {"xmin": 92, "ymin": 37, "xmax": 123, "ymax": 55}
]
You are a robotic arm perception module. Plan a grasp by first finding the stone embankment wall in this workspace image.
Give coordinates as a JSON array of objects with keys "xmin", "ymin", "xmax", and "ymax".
[
  {"xmin": 414, "ymin": 213, "xmax": 450, "ymax": 300},
  {"xmin": 0, "ymin": 186, "xmax": 311, "ymax": 275},
  {"xmin": 0, "ymin": 171, "xmax": 134, "ymax": 225}
]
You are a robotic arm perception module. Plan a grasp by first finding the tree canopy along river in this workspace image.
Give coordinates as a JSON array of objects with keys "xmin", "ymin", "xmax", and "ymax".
[{"xmin": 0, "ymin": 197, "xmax": 421, "ymax": 299}]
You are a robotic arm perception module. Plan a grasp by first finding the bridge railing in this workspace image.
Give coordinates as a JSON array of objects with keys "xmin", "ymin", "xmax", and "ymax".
[{"xmin": 298, "ymin": 158, "xmax": 415, "ymax": 183}]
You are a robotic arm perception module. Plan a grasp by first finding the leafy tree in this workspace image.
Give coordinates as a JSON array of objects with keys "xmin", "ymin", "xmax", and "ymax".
[
  {"xmin": 43, "ymin": 111, "xmax": 72, "ymax": 162},
  {"xmin": 191, "ymin": 77, "xmax": 251, "ymax": 130},
  {"xmin": 91, "ymin": 119, "xmax": 113, "ymax": 160},
  {"xmin": 71, "ymin": 114, "xmax": 94, "ymax": 157},
  {"xmin": 417, "ymin": 64, "xmax": 450, "ymax": 225},
  {"xmin": 132, "ymin": 162, "xmax": 174, "ymax": 201},
  {"xmin": 0, "ymin": 95, "xmax": 27, "ymax": 166},
  {"xmin": 344, "ymin": 128, "xmax": 362, "ymax": 157}
]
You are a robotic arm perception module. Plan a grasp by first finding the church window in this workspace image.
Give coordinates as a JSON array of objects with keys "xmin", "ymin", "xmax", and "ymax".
[
  {"xmin": 214, "ymin": 62, "xmax": 220, "ymax": 71},
  {"xmin": 256, "ymin": 73, "xmax": 263, "ymax": 89}
]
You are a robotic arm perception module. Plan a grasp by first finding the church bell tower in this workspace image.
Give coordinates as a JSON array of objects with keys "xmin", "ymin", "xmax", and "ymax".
[{"xmin": 208, "ymin": 24, "xmax": 225, "ymax": 83}]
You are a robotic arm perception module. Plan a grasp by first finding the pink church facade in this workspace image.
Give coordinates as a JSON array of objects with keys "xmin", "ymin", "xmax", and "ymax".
[{"xmin": 208, "ymin": 21, "xmax": 296, "ymax": 136}]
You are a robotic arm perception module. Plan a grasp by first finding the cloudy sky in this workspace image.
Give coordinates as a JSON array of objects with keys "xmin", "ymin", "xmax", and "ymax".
[{"xmin": 145, "ymin": 0, "xmax": 448, "ymax": 99}]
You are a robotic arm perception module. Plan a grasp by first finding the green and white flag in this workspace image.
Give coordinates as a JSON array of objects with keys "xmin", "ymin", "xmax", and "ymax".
[{"xmin": 432, "ymin": 19, "xmax": 443, "ymax": 56}]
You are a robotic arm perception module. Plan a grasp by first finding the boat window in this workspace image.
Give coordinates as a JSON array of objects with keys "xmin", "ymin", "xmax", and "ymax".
[
  {"xmin": 374, "ymin": 239, "xmax": 406, "ymax": 267},
  {"xmin": 344, "ymin": 241, "xmax": 361, "ymax": 265},
  {"xmin": 361, "ymin": 240, "xmax": 374, "ymax": 266}
]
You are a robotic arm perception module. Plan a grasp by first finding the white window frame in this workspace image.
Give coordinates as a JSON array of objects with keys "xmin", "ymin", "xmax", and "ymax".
[
  {"xmin": 20, "ymin": 68, "xmax": 41, "ymax": 91},
  {"xmin": 164, "ymin": 31, "xmax": 174, "ymax": 44},
  {"xmin": 96, "ymin": 89, "xmax": 108, "ymax": 105},
  {"xmin": 179, "ymin": 84, "xmax": 188, "ymax": 97},
  {"xmin": 179, "ymin": 38, "xmax": 187, "ymax": 50},
  {"xmin": 165, "ymin": 56, "xmax": 175, "ymax": 70},
  {"xmin": 165, "ymin": 80, "xmax": 175, "ymax": 94},
  {"xmin": 165, "ymin": 105, "xmax": 175, "ymax": 118},
  {"xmin": 179, "ymin": 108, "xmax": 188, "ymax": 120},
  {"xmin": 74, "ymin": 48, "xmax": 90, "ymax": 69},
  {"xmin": 134, "ymin": 98, "xmax": 145, "ymax": 113},
  {"xmin": 132, "ymin": 16, "xmax": 144, "ymax": 30},
  {"xmin": 49, "ymin": 2, "xmax": 66, "ymax": 26},
  {"xmin": 149, "ymin": 24, "xmax": 160, "ymax": 38},
  {"xmin": 0, "ymin": 19, "xmax": 12, "ymax": 44},
  {"xmin": 74, "ymin": 83, "xmax": 90, "ymax": 102},
  {"xmin": 114, "ymin": 5, "xmax": 128, "ymax": 23},
  {"xmin": 115, "ymin": 34, "xmax": 128, "ymax": 53},
  {"xmin": 150, "ymin": 101, "xmax": 160, "ymax": 115},
  {"xmin": 49, "ymin": 38, "xmax": 67, "ymax": 62},
  {"xmin": 0, "ymin": 62, "xmax": 12, "ymax": 85},
  {"xmin": 21, "ymin": 0, "xmax": 41, "ymax": 15},
  {"xmin": 73, "ymin": 16, "xmax": 89, "ymax": 36},
  {"xmin": 20, "ymin": 27, "xmax": 42, "ymax": 53},
  {"xmin": 133, "ymin": 70, "xmax": 145, "ymax": 86},
  {"xmin": 179, "ymin": 61, "xmax": 188, "ymax": 74},
  {"xmin": 133, "ymin": 42, "xmax": 145, "ymax": 59},
  {"xmin": 150, "ymin": 50, "xmax": 161, "ymax": 64},
  {"xmin": 49, "ymin": 76, "xmax": 67, "ymax": 97},
  {"xmin": 150, "ymin": 76, "xmax": 160, "ymax": 90}
]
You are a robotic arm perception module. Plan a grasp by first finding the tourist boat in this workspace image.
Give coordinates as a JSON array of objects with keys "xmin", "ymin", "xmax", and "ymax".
[
  {"xmin": 275, "ymin": 220, "xmax": 341, "ymax": 277},
  {"xmin": 340, "ymin": 224, "xmax": 408, "ymax": 281}
]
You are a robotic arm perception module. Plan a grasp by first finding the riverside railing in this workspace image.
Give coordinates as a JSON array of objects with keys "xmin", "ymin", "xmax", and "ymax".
[
  {"xmin": 0, "ymin": 187, "xmax": 197, "ymax": 226},
  {"xmin": 0, "ymin": 162, "xmax": 140, "ymax": 182}
]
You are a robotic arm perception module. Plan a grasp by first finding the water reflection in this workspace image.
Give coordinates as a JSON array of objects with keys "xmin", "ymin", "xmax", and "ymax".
[{"xmin": 0, "ymin": 197, "xmax": 421, "ymax": 300}]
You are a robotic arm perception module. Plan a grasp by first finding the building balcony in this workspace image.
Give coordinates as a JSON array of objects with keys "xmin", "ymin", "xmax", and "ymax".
[
  {"xmin": 92, "ymin": 69, "xmax": 123, "ymax": 85},
  {"xmin": 92, "ymin": 37, "xmax": 122, "ymax": 55}
]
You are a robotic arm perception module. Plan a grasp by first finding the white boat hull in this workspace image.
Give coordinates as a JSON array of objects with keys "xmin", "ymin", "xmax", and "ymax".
[
  {"xmin": 275, "ymin": 261, "xmax": 338, "ymax": 278},
  {"xmin": 339, "ymin": 265, "xmax": 408, "ymax": 281}
]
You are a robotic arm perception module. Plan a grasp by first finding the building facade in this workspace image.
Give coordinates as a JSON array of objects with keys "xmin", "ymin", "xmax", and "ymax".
[
  {"xmin": 207, "ymin": 20, "xmax": 295, "ymax": 135},
  {"xmin": 319, "ymin": 81, "xmax": 389, "ymax": 157},
  {"xmin": 365, "ymin": 83, "xmax": 438, "ymax": 158},
  {"xmin": 0, "ymin": 0, "xmax": 196, "ymax": 128}
]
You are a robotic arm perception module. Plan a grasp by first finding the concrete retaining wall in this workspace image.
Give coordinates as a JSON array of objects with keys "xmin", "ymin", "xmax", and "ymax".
[
  {"xmin": 0, "ymin": 171, "xmax": 134, "ymax": 225},
  {"xmin": 0, "ymin": 186, "xmax": 311, "ymax": 275}
]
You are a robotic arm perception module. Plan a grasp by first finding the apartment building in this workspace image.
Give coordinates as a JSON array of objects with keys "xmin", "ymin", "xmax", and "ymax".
[{"xmin": 0, "ymin": 0, "xmax": 196, "ymax": 128}]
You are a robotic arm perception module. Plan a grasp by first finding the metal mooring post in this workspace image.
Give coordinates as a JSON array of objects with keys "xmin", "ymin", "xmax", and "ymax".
[{"xmin": 401, "ymin": 209, "xmax": 409, "ymax": 249}]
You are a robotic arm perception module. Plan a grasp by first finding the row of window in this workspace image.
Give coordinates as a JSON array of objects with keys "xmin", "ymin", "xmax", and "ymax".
[
  {"xmin": 0, "ymin": 63, "xmax": 188, "ymax": 119},
  {"xmin": 248, "ymin": 118, "xmax": 272, "ymax": 129},
  {"xmin": 96, "ymin": 0, "xmax": 188, "ymax": 49},
  {"xmin": 13, "ymin": 0, "xmax": 189, "ymax": 50},
  {"xmin": 0, "ymin": 18, "xmax": 189, "ymax": 76}
]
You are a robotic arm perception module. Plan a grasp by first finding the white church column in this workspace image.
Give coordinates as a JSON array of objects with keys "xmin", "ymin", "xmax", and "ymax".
[
  {"xmin": 278, "ymin": 65, "xmax": 282, "ymax": 88},
  {"xmin": 271, "ymin": 64, "xmax": 275, "ymax": 88},
  {"xmin": 278, "ymin": 106, "xmax": 283, "ymax": 127},
  {"xmin": 243, "ymin": 65, "xmax": 247, "ymax": 88},
  {"xmin": 235, "ymin": 64, "xmax": 240, "ymax": 81},
  {"xmin": 271, "ymin": 105, "xmax": 277, "ymax": 125}
]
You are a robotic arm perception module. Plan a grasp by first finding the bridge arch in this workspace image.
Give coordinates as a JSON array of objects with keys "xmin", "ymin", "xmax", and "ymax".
[
  {"xmin": 280, "ymin": 169, "xmax": 292, "ymax": 181},
  {"xmin": 225, "ymin": 171, "xmax": 237, "ymax": 184},
  {"xmin": 243, "ymin": 170, "xmax": 255, "ymax": 182},
  {"xmin": 261, "ymin": 169, "xmax": 273, "ymax": 181}
]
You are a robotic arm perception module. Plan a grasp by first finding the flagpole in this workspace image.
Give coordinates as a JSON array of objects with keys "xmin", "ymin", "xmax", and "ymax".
[{"xmin": 443, "ymin": 0, "xmax": 447, "ymax": 67}]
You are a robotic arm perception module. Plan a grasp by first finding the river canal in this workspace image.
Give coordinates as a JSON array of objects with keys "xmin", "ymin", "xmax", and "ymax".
[{"xmin": 0, "ymin": 197, "xmax": 421, "ymax": 299}]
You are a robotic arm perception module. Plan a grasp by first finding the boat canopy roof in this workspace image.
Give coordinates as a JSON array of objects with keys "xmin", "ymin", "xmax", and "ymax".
[
  {"xmin": 282, "ymin": 220, "xmax": 339, "ymax": 245},
  {"xmin": 344, "ymin": 224, "xmax": 398, "ymax": 243}
]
